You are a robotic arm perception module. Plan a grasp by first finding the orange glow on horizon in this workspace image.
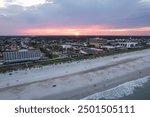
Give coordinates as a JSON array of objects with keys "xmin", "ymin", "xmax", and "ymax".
[
  {"xmin": 19, "ymin": 26, "xmax": 150, "ymax": 35},
  {"xmin": 75, "ymin": 32, "xmax": 80, "ymax": 36}
]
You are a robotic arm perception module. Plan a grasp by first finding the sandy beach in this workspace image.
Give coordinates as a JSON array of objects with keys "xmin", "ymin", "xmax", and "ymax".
[{"xmin": 0, "ymin": 49, "xmax": 150, "ymax": 100}]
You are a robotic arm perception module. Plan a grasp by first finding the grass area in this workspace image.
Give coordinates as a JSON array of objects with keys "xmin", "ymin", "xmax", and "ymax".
[{"xmin": 0, "ymin": 47, "xmax": 149, "ymax": 73}]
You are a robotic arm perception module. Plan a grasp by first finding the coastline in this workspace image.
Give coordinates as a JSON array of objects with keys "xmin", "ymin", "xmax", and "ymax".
[
  {"xmin": 0, "ymin": 49, "xmax": 150, "ymax": 99},
  {"xmin": 41, "ymin": 66, "xmax": 150, "ymax": 100}
]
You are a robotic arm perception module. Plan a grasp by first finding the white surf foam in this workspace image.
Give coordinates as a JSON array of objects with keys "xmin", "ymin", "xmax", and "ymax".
[{"xmin": 83, "ymin": 76, "xmax": 150, "ymax": 100}]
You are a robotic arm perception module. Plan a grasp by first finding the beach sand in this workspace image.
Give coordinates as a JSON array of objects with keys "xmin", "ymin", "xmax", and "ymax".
[{"xmin": 0, "ymin": 49, "xmax": 150, "ymax": 100}]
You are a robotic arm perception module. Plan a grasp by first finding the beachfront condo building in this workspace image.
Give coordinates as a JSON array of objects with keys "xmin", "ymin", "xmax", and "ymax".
[{"xmin": 2, "ymin": 49, "xmax": 43, "ymax": 63}]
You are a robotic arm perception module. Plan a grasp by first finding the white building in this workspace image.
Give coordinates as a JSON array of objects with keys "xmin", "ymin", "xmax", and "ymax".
[
  {"xmin": 118, "ymin": 42, "xmax": 138, "ymax": 48},
  {"xmin": 61, "ymin": 44, "xmax": 72, "ymax": 49},
  {"xmin": 147, "ymin": 42, "xmax": 150, "ymax": 46},
  {"xmin": 3, "ymin": 49, "xmax": 43, "ymax": 63}
]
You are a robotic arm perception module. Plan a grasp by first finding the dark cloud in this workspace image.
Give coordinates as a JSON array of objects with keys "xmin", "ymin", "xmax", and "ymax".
[{"xmin": 0, "ymin": 0, "xmax": 150, "ymax": 34}]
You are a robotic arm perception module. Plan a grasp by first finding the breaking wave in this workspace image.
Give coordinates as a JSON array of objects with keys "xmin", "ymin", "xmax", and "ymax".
[{"xmin": 83, "ymin": 76, "xmax": 150, "ymax": 100}]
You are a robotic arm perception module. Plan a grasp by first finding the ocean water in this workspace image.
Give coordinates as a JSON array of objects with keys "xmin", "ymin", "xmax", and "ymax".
[{"xmin": 83, "ymin": 76, "xmax": 150, "ymax": 100}]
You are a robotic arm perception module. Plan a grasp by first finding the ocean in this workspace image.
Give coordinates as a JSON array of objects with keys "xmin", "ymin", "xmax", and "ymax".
[{"xmin": 83, "ymin": 76, "xmax": 150, "ymax": 100}]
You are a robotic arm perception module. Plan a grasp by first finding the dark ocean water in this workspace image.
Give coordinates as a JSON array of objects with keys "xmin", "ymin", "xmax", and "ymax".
[{"xmin": 83, "ymin": 76, "xmax": 150, "ymax": 100}]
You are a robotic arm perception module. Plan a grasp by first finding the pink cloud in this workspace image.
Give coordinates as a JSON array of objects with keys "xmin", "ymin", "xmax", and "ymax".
[{"xmin": 19, "ymin": 25, "xmax": 150, "ymax": 35}]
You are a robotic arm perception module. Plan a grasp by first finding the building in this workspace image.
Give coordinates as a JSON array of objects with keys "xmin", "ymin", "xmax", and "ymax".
[
  {"xmin": 147, "ymin": 42, "xmax": 150, "ymax": 46},
  {"xmin": 3, "ymin": 49, "xmax": 43, "ymax": 63},
  {"xmin": 61, "ymin": 44, "xmax": 72, "ymax": 49},
  {"xmin": 89, "ymin": 38, "xmax": 107, "ymax": 48},
  {"xmin": 101, "ymin": 46, "xmax": 116, "ymax": 51},
  {"xmin": 118, "ymin": 42, "xmax": 138, "ymax": 48}
]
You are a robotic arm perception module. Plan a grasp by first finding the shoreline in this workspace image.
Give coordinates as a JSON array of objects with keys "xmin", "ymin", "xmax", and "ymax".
[
  {"xmin": 41, "ymin": 67, "xmax": 150, "ymax": 100},
  {"xmin": 0, "ymin": 49, "xmax": 150, "ymax": 99}
]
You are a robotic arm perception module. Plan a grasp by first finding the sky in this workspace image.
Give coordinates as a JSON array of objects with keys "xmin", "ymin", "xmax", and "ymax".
[{"xmin": 0, "ymin": 0, "xmax": 150, "ymax": 35}]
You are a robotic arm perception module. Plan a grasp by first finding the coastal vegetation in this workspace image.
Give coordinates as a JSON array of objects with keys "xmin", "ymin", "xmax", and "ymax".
[{"xmin": 0, "ymin": 47, "xmax": 149, "ymax": 73}]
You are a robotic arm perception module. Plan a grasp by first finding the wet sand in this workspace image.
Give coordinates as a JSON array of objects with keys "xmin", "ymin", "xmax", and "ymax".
[{"xmin": 41, "ymin": 65, "xmax": 150, "ymax": 100}]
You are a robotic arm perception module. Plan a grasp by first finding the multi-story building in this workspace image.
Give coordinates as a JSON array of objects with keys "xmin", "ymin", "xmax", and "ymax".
[
  {"xmin": 3, "ymin": 49, "xmax": 43, "ymax": 63},
  {"xmin": 89, "ymin": 38, "xmax": 107, "ymax": 48}
]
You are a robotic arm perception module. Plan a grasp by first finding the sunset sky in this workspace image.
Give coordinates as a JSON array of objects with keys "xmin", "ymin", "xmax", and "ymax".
[{"xmin": 0, "ymin": 0, "xmax": 150, "ymax": 35}]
